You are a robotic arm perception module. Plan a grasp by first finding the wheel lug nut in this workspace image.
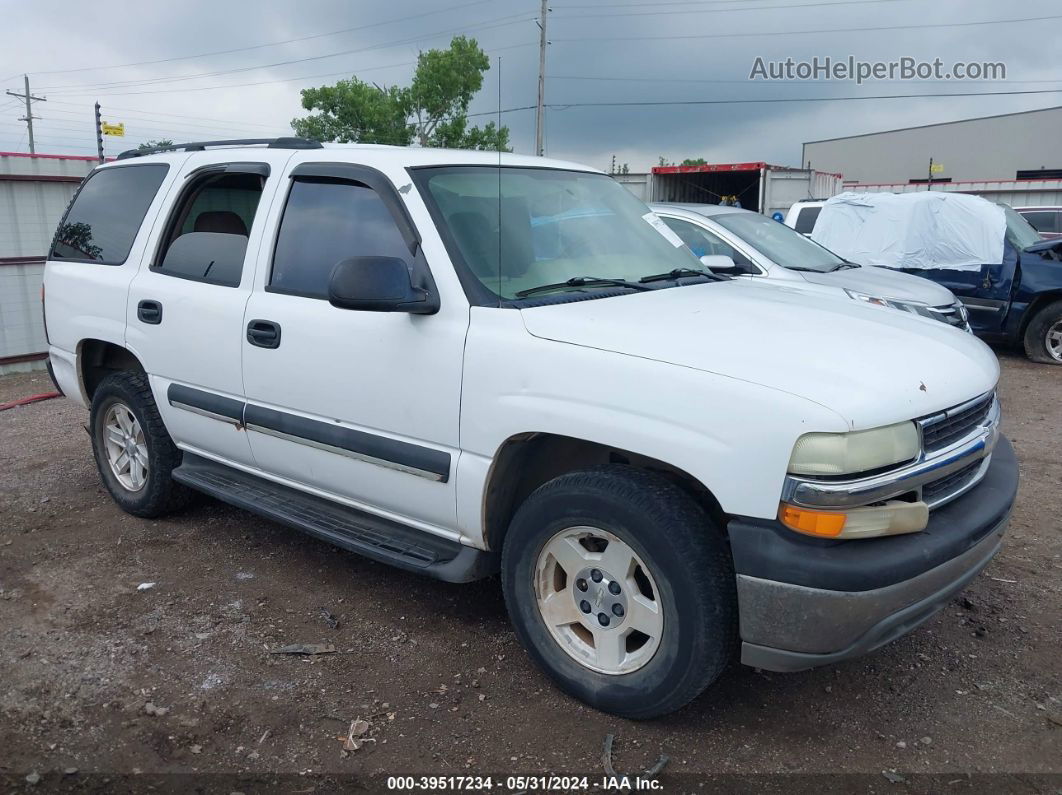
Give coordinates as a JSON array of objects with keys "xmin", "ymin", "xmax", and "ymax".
[
  {"xmin": 576, "ymin": 578, "xmax": 588, "ymax": 592},
  {"xmin": 590, "ymin": 569, "xmax": 603, "ymax": 583},
  {"xmin": 598, "ymin": 613, "xmax": 610, "ymax": 627},
  {"xmin": 608, "ymin": 581, "xmax": 621, "ymax": 595},
  {"xmin": 579, "ymin": 600, "xmax": 591, "ymax": 614},
  {"xmin": 612, "ymin": 604, "xmax": 624, "ymax": 617}
]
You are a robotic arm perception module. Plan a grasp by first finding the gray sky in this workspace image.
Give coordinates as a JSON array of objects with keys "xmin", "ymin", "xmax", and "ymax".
[{"xmin": 2, "ymin": 0, "xmax": 1059, "ymax": 172}]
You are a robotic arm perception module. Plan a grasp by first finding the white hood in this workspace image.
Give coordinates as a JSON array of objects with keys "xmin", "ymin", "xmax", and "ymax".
[{"xmin": 519, "ymin": 280, "xmax": 998, "ymax": 429}]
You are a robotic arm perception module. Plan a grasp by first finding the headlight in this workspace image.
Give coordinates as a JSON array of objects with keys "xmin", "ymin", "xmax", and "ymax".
[
  {"xmin": 846, "ymin": 291, "xmax": 973, "ymax": 333},
  {"xmin": 788, "ymin": 422, "xmax": 920, "ymax": 476},
  {"xmin": 846, "ymin": 290, "xmax": 931, "ymax": 318}
]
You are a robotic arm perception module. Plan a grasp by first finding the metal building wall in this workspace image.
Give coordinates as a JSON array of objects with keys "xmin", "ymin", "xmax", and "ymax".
[
  {"xmin": 802, "ymin": 106, "xmax": 1062, "ymax": 184},
  {"xmin": 0, "ymin": 153, "xmax": 96, "ymax": 372}
]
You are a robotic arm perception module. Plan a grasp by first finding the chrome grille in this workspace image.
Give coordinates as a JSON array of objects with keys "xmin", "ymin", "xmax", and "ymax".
[
  {"xmin": 922, "ymin": 460, "xmax": 983, "ymax": 506},
  {"xmin": 920, "ymin": 393, "xmax": 994, "ymax": 453}
]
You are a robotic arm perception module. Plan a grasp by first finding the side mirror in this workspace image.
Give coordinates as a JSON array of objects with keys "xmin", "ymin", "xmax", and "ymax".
[
  {"xmin": 700, "ymin": 254, "xmax": 754, "ymax": 275},
  {"xmin": 328, "ymin": 256, "xmax": 438, "ymax": 314}
]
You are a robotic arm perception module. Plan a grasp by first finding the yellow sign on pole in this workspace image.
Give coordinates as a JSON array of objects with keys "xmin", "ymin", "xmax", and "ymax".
[
  {"xmin": 929, "ymin": 162, "xmax": 944, "ymax": 174},
  {"xmin": 101, "ymin": 122, "xmax": 125, "ymax": 137}
]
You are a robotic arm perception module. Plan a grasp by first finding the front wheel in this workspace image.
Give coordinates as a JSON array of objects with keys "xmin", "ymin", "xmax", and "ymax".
[
  {"xmin": 501, "ymin": 466, "xmax": 737, "ymax": 719},
  {"xmin": 1023, "ymin": 299, "xmax": 1062, "ymax": 364}
]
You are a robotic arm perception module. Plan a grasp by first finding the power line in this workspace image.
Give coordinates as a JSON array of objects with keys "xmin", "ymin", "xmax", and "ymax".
[
  {"xmin": 552, "ymin": 12, "xmax": 1062, "ymax": 42},
  {"xmin": 553, "ymin": 0, "xmax": 909, "ymax": 19},
  {"xmin": 29, "ymin": 0, "xmax": 505, "ymax": 77},
  {"xmin": 39, "ymin": 42, "xmax": 538, "ymax": 98},
  {"xmin": 543, "ymin": 88, "xmax": 1062, "ymax": 109},
  {"xmin": 36, "ymin": 13, "xmax": 536, "ymax": 93},
  {"xmin": 548, "ymin": 74, "xmax": 1062, "ymax": 85}
]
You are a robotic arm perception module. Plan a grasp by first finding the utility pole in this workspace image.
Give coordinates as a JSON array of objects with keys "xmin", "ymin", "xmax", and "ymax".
[
  {"xmin": 6, "ymin": 74, "xmax": 46, "ymax": 154},
  {"xmin": 927, "ymin": 157, "xmax": 933, "ymax": 191},
  {"xmin": 94, "ymin": 102, "xmax": 104, "ymax": 163},
  {"xmin": 534, "ymin": 0, "xmax": 549, "ymax": 156}
]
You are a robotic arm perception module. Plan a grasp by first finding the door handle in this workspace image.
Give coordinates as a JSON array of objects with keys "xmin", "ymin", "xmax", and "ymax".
[
  {"xmin": 246, "ymin": 319, "xmax": 281, "ymax": 349},
  {"xmin": 137, "ymin": 300, "xmax": 162, "ymax": 325}
]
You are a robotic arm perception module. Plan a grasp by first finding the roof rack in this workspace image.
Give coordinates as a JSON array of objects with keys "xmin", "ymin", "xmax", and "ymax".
[{"xmin": 116, "ymin": 137, "xmax": 322, "ymax": 160}]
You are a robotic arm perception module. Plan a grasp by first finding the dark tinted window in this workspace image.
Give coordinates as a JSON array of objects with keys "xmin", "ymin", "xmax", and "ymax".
[
  {"xmin": 793, "ymin": 206, "xmax": 821, "ymax": 234},
  {"xmin": 270, "ymin": 179, "xmax": 410, "ymax": 298},
  {"xmin": 1021, "ymin": 210, "xmax": 1057, "ymax": 234},
  {"xmin": 51, "ymin": 164, "xmax": 168, "ymax": 264},
  {"xmin": 155, "ymin": 171, "xmax": 264, "ymax": 287}
]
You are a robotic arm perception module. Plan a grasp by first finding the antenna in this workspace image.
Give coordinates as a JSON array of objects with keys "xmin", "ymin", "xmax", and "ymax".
[{"xmin": 496, "ymin": 56, "xmax": 503, "ymax": 304}]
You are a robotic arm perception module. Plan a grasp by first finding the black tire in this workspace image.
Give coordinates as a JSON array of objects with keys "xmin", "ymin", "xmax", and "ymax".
[
  {"xmin": 501, "ymin": 466, "xmax": 737, "ymax": 719},
  {"xmin": 89, "ymin": 370, "xmax": 192, "ymax": 517},
  {"xmin": 1023, "ymin": 299, "xmax": 1062, "ymax": 364}
]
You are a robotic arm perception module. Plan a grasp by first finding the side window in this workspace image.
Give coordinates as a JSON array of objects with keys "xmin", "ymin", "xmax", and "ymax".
[
  {"xmin": 51, "ymin": 164, "xmax": 168, "ymax": 264},
  {"xmin": 1021, "ymin": 210, "xmax": 1056, "ymax": 234},
  {"xmin": 270, "ymin": 178, "xmax": 410, "ymax": 298},
  {"xmin": 660, "ymin": 216, "xmax": 754, "ymax": 267},
  {"xmin": 154, "ymin": 170, "xmax": 265, "ymax": 287},
  {"xmin": 794, "ymin": 206, "xmax": 821, "ymax": 234}
]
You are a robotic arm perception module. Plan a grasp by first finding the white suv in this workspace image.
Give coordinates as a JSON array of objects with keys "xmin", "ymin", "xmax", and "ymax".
[{"xmin": 44, "ymin": 139, "xmax": 1017, "ymax": 718}]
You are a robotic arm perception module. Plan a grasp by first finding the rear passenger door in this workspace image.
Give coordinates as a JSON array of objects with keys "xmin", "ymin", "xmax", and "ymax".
[
  {"xmin": 126, "ymin": 152, "xmax": 291, "ymax": 466},
  {"xmin": 240, "ymin": 161, "xmax": 467, "ymax": 534}
]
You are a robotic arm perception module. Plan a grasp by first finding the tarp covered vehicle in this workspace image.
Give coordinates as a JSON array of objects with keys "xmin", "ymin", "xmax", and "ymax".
[{"xmin": 812, "ymin": 192, "xmax": 1062, "ymax": 364}]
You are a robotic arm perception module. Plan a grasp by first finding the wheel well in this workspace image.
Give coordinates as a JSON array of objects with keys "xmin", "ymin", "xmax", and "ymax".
[
  {"xmin": 1018, "ymin": 291, "xmax": 1062, "ymax": 337},
  {"xmin": 78, "ymin": 339, "xmax": 145, "ymax": 402},
  {"xmin": 483, "ymin": 433, "xmax": 727, "ymax": 552}
]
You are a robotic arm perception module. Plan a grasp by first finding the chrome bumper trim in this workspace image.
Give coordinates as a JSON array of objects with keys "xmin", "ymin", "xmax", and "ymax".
[{"xmin": 783, "ymin": 397, "xmax": 999, "ymax": 510}]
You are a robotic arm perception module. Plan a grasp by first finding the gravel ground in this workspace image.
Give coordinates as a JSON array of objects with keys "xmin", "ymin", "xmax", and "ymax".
[{"xmin": 0, "ymin": 353, "xmax": 1059, "ymax": 793}]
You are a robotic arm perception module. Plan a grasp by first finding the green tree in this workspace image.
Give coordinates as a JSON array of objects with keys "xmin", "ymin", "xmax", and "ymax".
[
  {"xmin": 137, "ymin": 139, "xmax": 174, "ymax": 150},
  {"xmin": 681, "ymin": 157, "xmax": 708, "ymax": 166},
  {"xmin": 292, "ymin": 36, "xmax": 509, "ymax": 151}
]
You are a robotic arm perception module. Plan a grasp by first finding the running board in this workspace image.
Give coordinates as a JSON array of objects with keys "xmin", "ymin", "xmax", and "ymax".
[{"xmin": 172, "ymin": 454, "xmax": 495, "ymax": 582}]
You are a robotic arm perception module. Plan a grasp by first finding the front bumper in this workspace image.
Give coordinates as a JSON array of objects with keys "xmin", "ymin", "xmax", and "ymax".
[{"xmin": 729, "ymin": 434, "xmax": 1018, "ymax": 672}]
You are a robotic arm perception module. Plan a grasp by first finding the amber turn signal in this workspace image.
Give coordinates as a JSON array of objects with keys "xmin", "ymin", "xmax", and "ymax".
[{"xmin": 779, "ymin": 504, "xmax": 847, "ymax": 537}]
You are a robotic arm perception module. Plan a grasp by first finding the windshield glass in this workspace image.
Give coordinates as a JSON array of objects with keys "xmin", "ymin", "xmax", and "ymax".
[
  {"xmin": 1002, "ymin": 205, "xmax": 1043, "ymax": 250},
  {"xmin": 712, "ymin": 211, "xmax": 847, "ymax": 272},
  {"xmin": 418, "ymin": 167, "xmax": 701, "ymax": 299}
]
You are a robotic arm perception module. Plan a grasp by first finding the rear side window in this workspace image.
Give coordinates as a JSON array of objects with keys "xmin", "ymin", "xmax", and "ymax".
[
  {"xmin": 51, "ymin": 164, "xmax": 168, "ymax": 264},
  {"xmin": 270, "ymin": 178, "xmax": 410, "ymax": 298},
  {"xmin": 793, "ymin": 206, "xmax": 821, "ymax": 234},
  {"xmin": 1020, "ymin": 210, "xmax": 1057, "ymax": 234},
  {"xmin": 154, "ymin": 171, "xmax": 265, "ymax": 287}
]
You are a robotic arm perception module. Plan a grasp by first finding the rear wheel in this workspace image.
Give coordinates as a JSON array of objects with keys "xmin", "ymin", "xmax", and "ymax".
[
  {"xmin": 501, "ymin": 466, "xmax": 737, "ymax": 719},
  {"xmin": 90, "ymin": 371, "xmax": 192, "ymax": 517},
  {"xmin": 1023, "ymin": 299, "xmax": 1062, "ymax": 364}
]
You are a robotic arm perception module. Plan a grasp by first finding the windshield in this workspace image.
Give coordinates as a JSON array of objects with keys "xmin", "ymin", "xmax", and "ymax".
[
  {"xmin": 418, "ymin": 167, "xmax": 702, "ymax": 299},
  {"xmin": 712, "ymin": 211, "xmax": 848, "ymax": 272},
  {"xmin": 1002, "ymin": 205, "xmax": 1043, "ymax": 250}
]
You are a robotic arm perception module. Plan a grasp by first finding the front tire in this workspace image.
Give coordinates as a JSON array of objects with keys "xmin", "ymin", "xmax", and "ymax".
[
  {"xmin": 90, "ymin": 371, "xmax": 191, "ymax": 517},
  {"xmin": 1023, "ymin": 299, "xmax": 1062, "ymax": 364},
  {"xmin": 501, "ymin": 466, "xmax": 737, "ymax": 719}
]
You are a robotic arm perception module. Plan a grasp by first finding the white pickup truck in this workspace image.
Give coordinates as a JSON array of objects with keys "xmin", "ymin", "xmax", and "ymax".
[{"xmin": 43, "ymin": 139, "xmax": 1017, "ymax": 718}]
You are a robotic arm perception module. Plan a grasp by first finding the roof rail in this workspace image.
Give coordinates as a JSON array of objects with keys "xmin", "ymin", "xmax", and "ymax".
[{"xmin": 116, "ymin": 137, "xmax": 322, "ymax": 160}]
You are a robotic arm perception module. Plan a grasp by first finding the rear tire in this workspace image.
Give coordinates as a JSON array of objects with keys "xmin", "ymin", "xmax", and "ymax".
[
  {"xmin": 90, "ymin": 371, "xmax": 192, "ymax": 517},
  {"xmin": 501, "ymin": 466, "xmax": 737, "ymax": 719},
  {"xmin": 1023, "ymin": 299, "xmax": 1062, "ymax": 364}
]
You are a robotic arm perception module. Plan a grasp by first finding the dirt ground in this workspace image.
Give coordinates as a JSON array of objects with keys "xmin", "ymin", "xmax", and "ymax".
[{"xmin": 0, "ymin": 352, "xmax": 1059, "ymax": 793}]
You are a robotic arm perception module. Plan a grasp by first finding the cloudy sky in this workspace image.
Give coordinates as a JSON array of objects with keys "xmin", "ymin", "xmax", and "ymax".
[{"xmin": 2, "ymin": 0, "xmax": 1059, "ymax": 172}]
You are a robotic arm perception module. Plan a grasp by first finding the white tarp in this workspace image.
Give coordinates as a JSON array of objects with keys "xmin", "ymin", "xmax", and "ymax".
[{"xmin": 811, "ymin": 191, "xmax": 1006, "ymax": 271}]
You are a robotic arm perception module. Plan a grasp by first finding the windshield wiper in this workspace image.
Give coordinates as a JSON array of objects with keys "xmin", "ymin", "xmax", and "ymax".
[
  {"xmin": 515, "ymin": 276, "xmax": 652, "ymax": 298},
  {"xmin": 639, "ymin": 267, "xmax": 727, "ymax": 284}
]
